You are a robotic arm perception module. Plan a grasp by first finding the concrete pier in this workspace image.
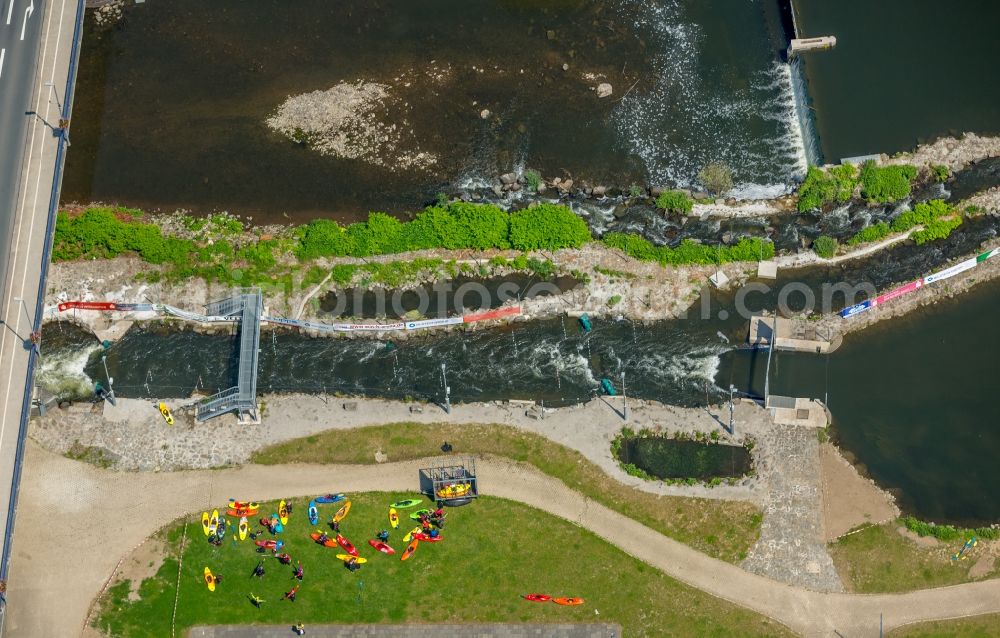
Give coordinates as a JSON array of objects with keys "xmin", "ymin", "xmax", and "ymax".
[
  {"xmin": 748, "ymin": 315, "xmax": 840, "ymax": 354},
  {"xmin": 766, "ymin": 395, "xmax": 829, "ymax": 428},
  {"xmin": 789, "ymin": 36, "xmax": 837, "ymax": 56}
]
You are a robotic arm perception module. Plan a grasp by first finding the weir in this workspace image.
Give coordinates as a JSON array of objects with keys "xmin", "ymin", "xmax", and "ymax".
[{"xmin": 194, "ymin": 288, "xmax": 262, "ymax": 423}]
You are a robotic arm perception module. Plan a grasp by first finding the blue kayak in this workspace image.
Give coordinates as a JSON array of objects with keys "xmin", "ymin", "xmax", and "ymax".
[
  {"xmin": 315, "ymin": 493, "xmax": 345, "ymax": 504},
  {"xmin": 308, "ymin": 500, "xmax": 319, "ymax": 526}
]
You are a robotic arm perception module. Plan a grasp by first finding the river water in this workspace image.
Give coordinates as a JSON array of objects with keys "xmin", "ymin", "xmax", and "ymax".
[
  {"xmin": 794, "ymin": 0, "xmax": 1000, "ymax": 162},
  {"xmin": 63, "ymin": 0, "xmax": 807, "ymax": 221}
]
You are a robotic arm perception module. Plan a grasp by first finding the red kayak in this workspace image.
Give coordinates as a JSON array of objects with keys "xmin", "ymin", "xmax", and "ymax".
[
  {"xmin": 254, "ymin": 539, "xmax": 280, "ymax": 550},
  {"xmin": 523, "ymin": 594, "xmax": 551, "ymax": 602},
  {"xmin": 368, "ymin": 539, "xmax": 395, "ymax": 555},
  {"xmin": 309, "ymin": 532, "xmax": 337, "ymax": 548},
  {"xmin": 227, "ymin": 508, "xmax": 259, "ymax": 517},
  {"xmin": 413, "ymin": 532, "xmax": 443, "ymax": 543},
  {"xmin": 336, "ymin": 533, "xmax": 358, "ymax": 556}
]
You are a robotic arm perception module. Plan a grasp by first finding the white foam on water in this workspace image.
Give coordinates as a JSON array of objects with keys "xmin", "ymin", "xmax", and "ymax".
[
  {"xmin": 36, "ymin": 342, "xmax": 101, "ymax": 399},
  {"xmin": 612, "ymin": 0, "xmax": 810, "ymax": 190}
]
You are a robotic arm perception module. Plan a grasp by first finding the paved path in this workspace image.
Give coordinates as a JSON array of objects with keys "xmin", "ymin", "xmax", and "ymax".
[{"xmin": 7, "ymin": 441, "xmax": 1000, "ymax": 638}]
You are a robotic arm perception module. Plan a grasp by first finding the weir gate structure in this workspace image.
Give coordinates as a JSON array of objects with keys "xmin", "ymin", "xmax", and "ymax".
[{"xmin": 194, "ymin": 288, "xmax": 263, "ymax": 423}]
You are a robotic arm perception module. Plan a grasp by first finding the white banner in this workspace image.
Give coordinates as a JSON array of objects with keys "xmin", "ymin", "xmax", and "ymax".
[{"xmin": 923, "ymin": 258, "xmax": 977, "ymax": 285}]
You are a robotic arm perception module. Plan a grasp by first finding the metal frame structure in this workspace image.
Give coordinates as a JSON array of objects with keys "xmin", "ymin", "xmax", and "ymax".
[
  {"xmin": 419, "ymin": 458, "xmax": 479, "ymax": 504},
  {"xmin": 195, "ymin": 288, "xmax": 262, "ymax": 423}
]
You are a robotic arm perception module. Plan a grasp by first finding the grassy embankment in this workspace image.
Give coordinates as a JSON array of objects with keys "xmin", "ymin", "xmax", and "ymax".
[
  {"xmin": 829, "ymin": 519, "xmax": 999, "ymax": 593},
  {"xmin": 93, "ymin": 495, "xmax": 790, "ymax": 638},
  {"xmin": 251, "ymin": 422, "xmax": 763, "ymax": 564}
]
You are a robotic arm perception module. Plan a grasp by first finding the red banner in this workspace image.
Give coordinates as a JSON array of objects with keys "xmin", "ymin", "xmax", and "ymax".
[
  {"xmin": 463, "ymin": 305, "xmax": 521, "ymax": 323},
  {"xmin": 58, "ymin": 301, "xmax": 118, "ymax": 312}
]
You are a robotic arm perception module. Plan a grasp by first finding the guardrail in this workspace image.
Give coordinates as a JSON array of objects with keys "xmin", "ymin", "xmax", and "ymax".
[{"xmin": 0, "ymin": 0, "xmax": 87, "ymax": 601}]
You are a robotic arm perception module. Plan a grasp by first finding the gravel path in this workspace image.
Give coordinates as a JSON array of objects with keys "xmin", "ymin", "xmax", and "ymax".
[{"xmin": 8, "ymin": 441, "xmax": 1000, "ymax": 638}]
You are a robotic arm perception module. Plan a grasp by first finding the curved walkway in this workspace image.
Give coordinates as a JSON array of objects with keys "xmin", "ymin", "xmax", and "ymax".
[{"xmin": 7, "ymin": 441, "xmax": 1000, "ymax": 638}]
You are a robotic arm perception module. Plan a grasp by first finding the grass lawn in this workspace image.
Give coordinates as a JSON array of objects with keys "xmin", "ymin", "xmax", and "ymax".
[
  {"xmin": 890, "ymin": 614, "xmax": 1000, "ymax": 637},
  {"xmin": 93, "ymin": 494, "xmax": 791, "ymax": 638},
  {"xmin": 829, "ymin": 523, "xmax": 999, "ymax": 593},
  {"xmin": 251, "ymin": 422, "xmax": 762, "ymax": 563}
]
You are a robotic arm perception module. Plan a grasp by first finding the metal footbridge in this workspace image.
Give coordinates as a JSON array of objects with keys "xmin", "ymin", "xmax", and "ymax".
[{"xmin": 194, "ymin": 288, "xmax": 263, "ymax": 423}]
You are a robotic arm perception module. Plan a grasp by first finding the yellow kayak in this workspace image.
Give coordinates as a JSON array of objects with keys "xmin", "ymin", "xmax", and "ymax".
[
  {"xmin": 279, "ymin": 500, "xmax": 289, "ymax": 526},
  {"xmin": 402, "ymin": 526, "xmax": 421, "ymax": 543},
  {"xmin": 209, "ymin": 509, "xmax": 219, "ymax": 535},
  {"xmin": 332, "ymin": 500, "xmax": 352, "ymax": 523},
  {"xmin": 158, "ymin": 402, "xmax": 174, "ymax": 426},
  {"xmin": 389, "ymin": 507, "xmax": 399, "ymax": 529},
  {"xmin": 204, "ymin": 567, "xmax": 215, "ymax": 592},
  {"xmin": 201, "ymin": 512, "xmax": 210, "ymax": 536},
  {"xmin": 238, "ymin": 516, "xmax": 248, "ymax": 541},
  {"xmin": 435, "ymin": 482, "xmax": 471, "ymax": 499},
  {"xmin": 336, "ymin": 554, "xmax": 367, "ymax": 564}
]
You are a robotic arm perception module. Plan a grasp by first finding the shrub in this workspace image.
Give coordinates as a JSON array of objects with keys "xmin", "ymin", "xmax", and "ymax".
[
  {"xmin": 812, "ymin": 235, "xmax": 838, "ymax": 259},
  {"xmin": 523, "ymin": 170, "xmax": 542, "ymax": 192},
  {"xmin": 607, "ymin": 294, "xmax": 622, "ymax": 307},
  {"xmin": 509, "ymin": 204, "xmax": 592, "ymax": 250},
  {"xmin": 930, "ymin": 164, "xmax": 951, "ymax": 182},
  {"xmin": 603, "ymin": 233, "xmax": 774, "ymax": 266},
  {"xmin": 655, "ymin": 190, "xmax": 694, "ymax": 215},
  {"xmin": 627, "ymin": 183, "xmax": 645, "ymax": 198},
  {"xmin": 846, "ymin": 222, "xmax": 891, "ymax": 245},
  {"xmin": 859, "ymin": 161, "xmax": 917, "ymax": 203},
  {"xmin": 912, "ymin": 216, "xmax": 963, "ymax": 245},
  {"xmin": 797, "ymin": 164, "xmax": 857, "ymax": 212},
  {"xmin": 890, "ymin": 199, "xmax": 952, "ymax": 233},
  {"xmin": 698, "ymin": 162, "xmax": 733, "ymax": 196}
]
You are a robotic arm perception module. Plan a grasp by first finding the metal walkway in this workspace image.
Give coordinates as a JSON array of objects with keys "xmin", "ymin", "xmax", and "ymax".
[{"xmin": 195, "ymin": 288, "xmax": 262, "ymax": 423}]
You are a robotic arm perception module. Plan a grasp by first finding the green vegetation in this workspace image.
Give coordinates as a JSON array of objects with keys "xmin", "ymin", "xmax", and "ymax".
[
  {"xmin": 812, "ymin": 235, "xmax": 838, "ymax": 259},
  {"xmin": 94, "ymin": 495, "xmax": 788, "ymax": 638},
  {"xmin": 655, "ymin": 190, "xmax": 694, "ymax": 215},
  {"xmin": 54, "ymin": 202, "xmax": 591, "ymax": 291},
  {"xmin": 698, "ymin": 162, "xmax": 733, "ymax": 196},
  {"xmin": 628, "ymin": 183, "xmax": 645, "ymax": 198},
  {"xmin": 859, "ymin": 161, "xmax": 918, "ymax": 203},
  {"xmin": 845, "ymin": 200, "xmax": 964, "ymax": 247},
  {"xmin": 889, "ymin": 614, "xmax": 1000, "ymax": 637},
  {"xmin": 522, "ymin": 169, "xmax": 542, "ymax": 192},
  {"xmin": 900, "ymin": 516, "xmax": 1000, "ymax": 542},
  {"xmin": 930, "ymin": 164, "xmax": 951, "ymax": 183},
  {"xmin": 846, "ymin": 222, "xmax": 891, "ymax": 246},
  {"xmin": 593, "ymin": 266, "xmax": 637, "ymax": 280},
  {"xmin": 829, "ymin": 521, "xmax": 999, "ymax": 593},
  {"xmin": 603, "ymin": 233, "xmax": 774, "ymax": 266},
  {"xmin": 606, "ymin": 294, "xmax": 622, "ymax": 307},
  {"xmin": 508, "ymin": 204, "xmax": 592, "ymax": 250},
  {"xmin": 253, "ymin": 423, "xmax": 764, "ymax": 563},
  {"xmin": 796, "ymin": 164, "xmax": 858, "ymax": 212}
]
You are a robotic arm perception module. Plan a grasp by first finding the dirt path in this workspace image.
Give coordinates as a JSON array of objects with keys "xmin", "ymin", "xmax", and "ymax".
[{"xmin": 7, "ymin": 441, "xmax": 1000, "ymax": 638}]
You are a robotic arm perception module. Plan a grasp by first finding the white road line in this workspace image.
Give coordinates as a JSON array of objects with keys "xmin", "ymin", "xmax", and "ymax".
[
  {"xmin": 0, "ymin": 48, "xmax": 5, "ymax": 80},
  {"xmin": 20, "ymin": 0, "xmax": 34, "ymax": 40},
  {"xmin": 6, "ymin": 0, "xmax": 14, "ymax": 26},
  {"xmin": 0, "ymin": 0, "xmax": 66, "ymax": 472}
]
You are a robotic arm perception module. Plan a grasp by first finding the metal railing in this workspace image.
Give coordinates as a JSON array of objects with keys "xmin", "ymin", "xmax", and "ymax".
[{"xmin": 194, "ymin": 289, "xmax": 262, "ymax": 422}]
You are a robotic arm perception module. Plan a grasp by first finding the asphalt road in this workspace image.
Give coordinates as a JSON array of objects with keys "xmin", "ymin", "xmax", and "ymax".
[
  {"xmin": 0, "ymin": 0, "xmax": 45, "ymax": 314},
  {"xmin": 0, "ymin": 0, "xmax": 80, "ymax": 627}
]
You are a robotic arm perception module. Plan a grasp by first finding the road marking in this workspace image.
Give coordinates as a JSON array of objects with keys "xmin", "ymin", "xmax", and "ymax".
[
  {"xmin": 20, "ymin": 0, "xmax": 34, "ymax": 40},
  {"xmin": 6, "ymin": 0, "xmax": 14, "ymax": 26},
  {"xmin": 0, "ymin": 48, "xmax": 5, "ymax": 80}
]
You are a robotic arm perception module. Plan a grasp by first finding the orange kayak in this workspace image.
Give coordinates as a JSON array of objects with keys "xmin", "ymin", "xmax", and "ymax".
[
  {"xmin": 400, "ymin": 538, "xmax": 419, "ymax": 561},
  {"xmin": 310, "ymin": 532, "xmax": 337, "ymax": 548},
  {"xmin": 552, "ymin": 597, "xmax": 584, "ymax": 606}
]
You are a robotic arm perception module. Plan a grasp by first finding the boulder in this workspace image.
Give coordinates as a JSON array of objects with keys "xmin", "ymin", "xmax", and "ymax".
[
  {"xmin": 480, "ymin": 109, "xmax": 491, "ymax": 119},
  {"xmin": 597, "ymin": 83, "xmax": 613, "ymax": 98},
  {"xmin": 557, "ymin": 178, "xmax": 574, "ymax": 192},
  {"xmin": 592, "ymin": 185, "xmax": 607, "ymax": 197},
  {"xmin": 500, "ymin": 172, "xmax": 516, "ymax": 185}
]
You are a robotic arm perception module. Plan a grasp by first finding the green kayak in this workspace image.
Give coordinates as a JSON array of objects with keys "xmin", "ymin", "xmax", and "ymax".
[{"xmin": 391, "ymin": 498, "xmax": 423, "ymax": 509}]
